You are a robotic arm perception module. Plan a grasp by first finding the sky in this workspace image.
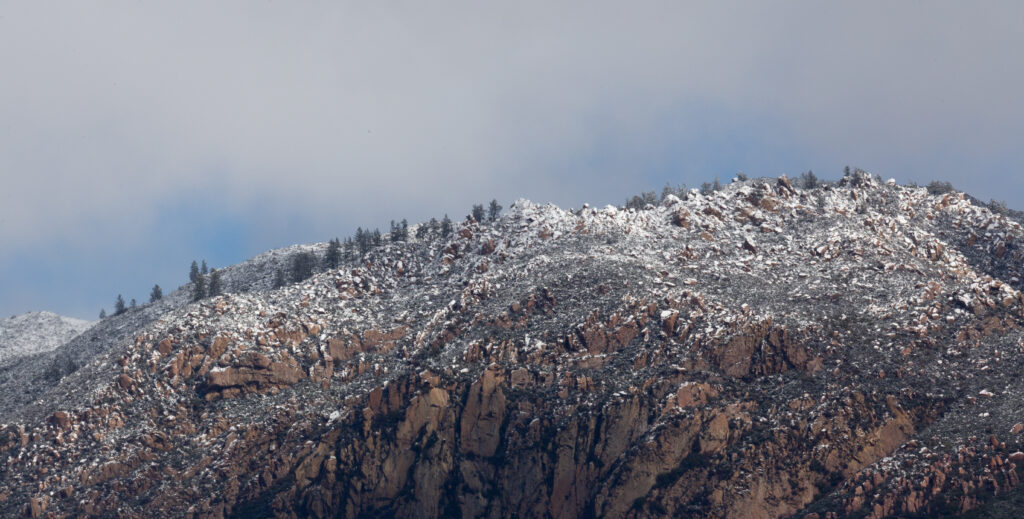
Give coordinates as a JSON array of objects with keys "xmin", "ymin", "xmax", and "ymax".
[{"xmin": 3, "ymin": 2, "xmax": 1024, "ymax": 319}]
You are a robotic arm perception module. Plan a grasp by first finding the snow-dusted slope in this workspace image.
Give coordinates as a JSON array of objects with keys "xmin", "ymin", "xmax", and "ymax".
[
  {"xmin": 6, "ymin": 172, "xmax": 1024, "ymax": 518},
  {"xmin": 0, "ymin": 311, "xmax": 93, "ymax": 362},
  {"xmin": 0, "ymin": 242, "xmax": 333, "ymax": 420}
]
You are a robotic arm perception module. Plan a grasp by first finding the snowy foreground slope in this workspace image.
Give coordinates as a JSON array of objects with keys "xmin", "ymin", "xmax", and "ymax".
[
  {"xmin": 5, "ymin": 172, "xmax": 1024, "ymax": 518},
  {"xmin": 0, "ymin": 312, "xmax": 93, "ymax": 363}
]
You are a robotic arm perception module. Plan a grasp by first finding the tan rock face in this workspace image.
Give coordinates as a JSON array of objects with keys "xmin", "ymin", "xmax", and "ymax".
[
  {"xmin": 202, "ymin": 352, "xmax": 305, "ymax": 400},
  {"xmin": 0, "ymin": 311, "xmax": 1009, "ymax": 519},
  {"xmin": 671, "ymin": 208, "xmax": 692, "ymax": 229},
  {"xmin": 480, "ymin": 239, "xmax": 496, "ymax": 255},
  {"xmin": 699, "ymin": 412, "xmax": 731, "ymax": 453},
  {"xmin": 49, "ymin": 411, "xmax": 71, "ymax": 430},
  {"xmin": 460, "ymin": 366, "xmax": 506, "ymax": 457},
  {"xmin": 156, "ymin": 338, "xmax": 173, "ymax": 356},
  {"xmin": 673, "ymin": 382, "xmax": 718, "ymax": 409},
  {"xmin": 27, "ymin": 497, "xmax": 45, "ymax": 518},
  {"xmin": 4, "ymin": 301, "xmax": 954, "ymax": 519}
]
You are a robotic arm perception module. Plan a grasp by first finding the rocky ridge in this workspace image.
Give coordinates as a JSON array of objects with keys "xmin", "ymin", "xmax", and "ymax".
[{"xmin": 4, "ymin": 172, "xmax": 1024, "ymax": 518}]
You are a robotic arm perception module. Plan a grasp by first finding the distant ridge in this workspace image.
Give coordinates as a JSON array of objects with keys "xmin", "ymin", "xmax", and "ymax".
[{"xmin": 0, "ymin": 311, "xmax": 94, "ymax": 362}]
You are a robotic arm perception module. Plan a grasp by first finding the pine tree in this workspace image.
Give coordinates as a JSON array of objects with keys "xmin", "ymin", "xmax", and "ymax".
[
  {"xmin": 488, "ymin": 199, "xmax": 502, "ymax": 221},
  {"xmin": 189, "ymin": 260, "xmax": 200, "ymax": 283},
  {"xmin": 129, "ymin": 298, "xmax": 137, "ymax": 309},
  {"xmin": 390, "ymin": 220, "xmax": 404, "ymax": 242},
  {"xmin": 989, "ymin": 199, "xmax": 1009, "ymax": 216},
  {"xmin": 355, "ymin": 227, "xmax": 369, "ymax": 254},
  {"xmin": 291, "ymin": 252, "xmax": 316, "ymax": 283},
  {"xmin": 926, "ymin": 180, "xmax": 954, "ymax": 195},
  {"xmin": 114, "ymin": 294, "xmax": 126, "ymax": 315},
  {"xmin": 149, "ymin": 284, "xmax": 163, "ymax": 302},
  {"xmin": 208, "ymin": 268, "xmax": 223, "ymax": 296},
  {"xmin": 201, "ymin": 260, "xmax": 208, "ymax": 275},
  {"xmin": 713, "ymin": 176, "xmax": 722, "ymax": 191},
  {"xmin": 343, "ymin": 237, "xmax": 355, "ymax": 260},
  {"xmin": 273, "ymin": 268, "xmax": 286, "ymax": 288},
  {"xmin": 99, "ymin": 309, "xmax": 107, "ymax": 319},
  {"xmin": 626, "ymin": 191, "xmax": 658, "ymax": 209},
  {"xmin": 471, "ymin": 204, "xmax": 486, "ymax": 222},
  {"xmin": 441, "ymin": 214, "xmax": 452, "ymax": 238},
  {"xmin": 660, "ymin": 184, "xmax": 675, "ymax": 202},
  {"xmin": 800, "ymin": 170, "xmax": 818, "ymax": 189},
  {"xmin": 192, "ymin": 275, "xmax": 206, "ymax": 302},
  {"xmin": 325, "ymin": 238, "xmax": 342, "ymax": 269},
  {"xmin": 400, "ymin": 219, "xmax": 408, "ymax": 241},
  {"xmin": 416, "ymin": 220, "xmax": 431, "ymax": 239},
  {"xmin": 372, "ymin": 229, "xmax": 382, "ymax": 246}
]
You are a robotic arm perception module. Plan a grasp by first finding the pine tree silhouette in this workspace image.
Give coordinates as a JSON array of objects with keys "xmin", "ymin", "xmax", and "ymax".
[
  {"xmin": 192, "ymin": 275, "xmax": 206, "ymax": 302},
  {"xmin": 208, "ymin": 268, "xmax": 223, "ymax": 296},
  {"xmin": 471, "ymin": 204, "xmax": 485, "ymax": 222},
  {"xmin": 441, "ymin": 215, "xmax": 452, "ymax": 238},
  {"xmin": 325, "ymin": 238, "xmax": 342, "ymax": 269}
]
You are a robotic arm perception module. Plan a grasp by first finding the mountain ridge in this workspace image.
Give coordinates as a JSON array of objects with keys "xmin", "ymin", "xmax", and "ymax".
[{"xmin": 4, "ymin": 172, "xmax": 1024, "ymax": 518}]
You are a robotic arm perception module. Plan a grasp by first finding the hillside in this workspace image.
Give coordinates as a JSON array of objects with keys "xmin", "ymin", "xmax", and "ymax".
[
  {"xmin": 0, "ymin": 312, "xmax": 93, "ymax": 363},
  {"xmin": 0, "ymin": 244, "xmax": 329, "ymax": 421},
  {"xmin": 4, "ymin": 171, "xmax": 1024, "ymax": 518}
]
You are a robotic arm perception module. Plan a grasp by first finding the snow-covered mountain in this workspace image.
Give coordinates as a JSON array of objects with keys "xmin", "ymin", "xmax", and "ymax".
[
  {"xmin": 0, "ymin": 311, "xmax": 94, "ymax": 362},
  {"xmin": 4, "ymin": 171, "xmax": 1024, "ymax": 518}
]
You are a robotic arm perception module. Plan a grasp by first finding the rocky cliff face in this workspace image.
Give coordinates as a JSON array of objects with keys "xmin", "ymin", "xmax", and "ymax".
[{"xmin": 4, "ymin": 172, "xmax": 1024, "ymax": 518}]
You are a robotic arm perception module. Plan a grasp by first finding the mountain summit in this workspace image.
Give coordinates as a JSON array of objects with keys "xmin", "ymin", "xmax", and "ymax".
[{"xmin": 4, "ymin": 172, "xmax": 1024, "ymax": 518}]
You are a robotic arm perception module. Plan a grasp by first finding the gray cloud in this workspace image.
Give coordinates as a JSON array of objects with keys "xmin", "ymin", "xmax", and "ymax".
[{"xmin": 3, "ymin": 1, "xmax": 1024, "ymax": 255}]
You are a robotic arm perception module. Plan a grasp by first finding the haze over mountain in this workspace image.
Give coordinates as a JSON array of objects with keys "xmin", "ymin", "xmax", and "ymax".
[
  {"xmin": 5, "ymin": 2, "xmax": 1024, "ymax": 320},
  {"xmin": 5, "ymin": 173, "xmax": 1024, "ymax": 517}
]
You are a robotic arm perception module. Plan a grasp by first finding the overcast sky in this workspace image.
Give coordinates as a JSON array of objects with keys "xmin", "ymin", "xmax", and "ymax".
[{"xmin": 3, "ymin": 2, "xmax": 1024, "ymax": 319}]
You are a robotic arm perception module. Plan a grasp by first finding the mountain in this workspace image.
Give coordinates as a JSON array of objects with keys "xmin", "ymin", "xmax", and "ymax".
[
  {"xmin": 4, "ymin": 171, "xmax": 1024, "ymax": 518},
  {"xmin": 0, "ymin": 311, "xmax": 93, "ymax": 363},
  {"xmin": 0, "ymin": 244, "xmax": 323, "ymax": 422}
]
